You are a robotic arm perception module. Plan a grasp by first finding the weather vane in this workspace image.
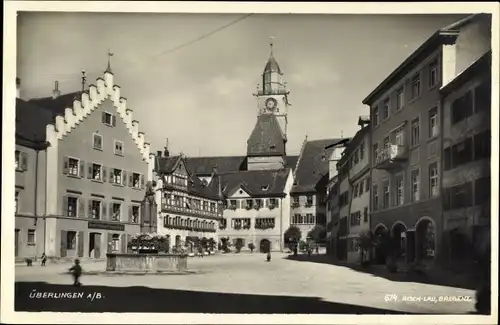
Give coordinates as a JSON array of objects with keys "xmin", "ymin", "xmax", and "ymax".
[
  {"xmin": 269, "ymin": 36, "xmax": 275, "ymax": 55},
  {"xmin": 106, "ymin": 50, "xmax": 114, "ymax": 73},
  {"xmin": 81, "ymin": 69, "xmax": 87, "ymax": 92}
]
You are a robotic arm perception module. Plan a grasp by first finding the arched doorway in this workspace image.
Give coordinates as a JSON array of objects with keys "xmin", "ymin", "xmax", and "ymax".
[
  {"xmin": 175, "ymin": 235, "xmax": 181, "ymax": 247},
  {"xmin": 416, "ymin": 218, "xmax": 435, "ymax": 261},
  {"xmin": 391, "ymin": 222, "xmax": 407, "ymax": 260},
  {"xmin": 260, "ymin": 239, "xmax": 271, "ymax": 253},
  {"xmin": 373, "ymin": 224, "xmax": 389, "ymax": 264}
]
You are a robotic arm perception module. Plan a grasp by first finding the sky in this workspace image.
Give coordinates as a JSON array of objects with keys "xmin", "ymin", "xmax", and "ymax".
[{"xmin": 17, "ymin": 13, "xmax": 466, "ymax": 157}]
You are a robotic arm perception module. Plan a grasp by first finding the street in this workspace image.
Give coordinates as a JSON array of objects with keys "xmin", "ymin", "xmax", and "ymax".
[{"xmin": 15, "ymin": 253, "xmax": 475, "ymax": 314}]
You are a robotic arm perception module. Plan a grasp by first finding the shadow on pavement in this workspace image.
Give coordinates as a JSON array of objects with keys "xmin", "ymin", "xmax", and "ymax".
[
  {"xmin": 284, "ymin": 254, "xmax": 477, "ymax": 291},
  {"xmin": 15, "ymin": 281, "xmax": 412, "ymax": 314}
]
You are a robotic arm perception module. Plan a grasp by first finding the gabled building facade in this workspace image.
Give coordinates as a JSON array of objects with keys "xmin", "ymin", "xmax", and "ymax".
[
  {"xmin": 15, "ymin": 65, "xmax": 151, "ymax": 260},
  {"xmin": 362, "ymin": 14, "xmax": 491, "ymax": 265}
]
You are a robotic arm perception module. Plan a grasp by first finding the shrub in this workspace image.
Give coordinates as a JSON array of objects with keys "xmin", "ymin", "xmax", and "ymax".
[
  {"xmin": 235, "ymin": 238, "xmax": 244, "ymax": 253},
  {"xmin": 248, "ymin": 243, "xmax": 255, "ymax": 253},
  {"xmin": 284, "ymin": 226, "xmax": 302, "ymax": 243}
]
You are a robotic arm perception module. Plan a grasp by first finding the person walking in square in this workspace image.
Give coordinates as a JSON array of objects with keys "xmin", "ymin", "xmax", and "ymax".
[
  {"xmin": 41, "ymin": 253, "xmax": 47, "ymax": 266},
  {"xmin": 69, "ymin": 259, "xmax": 83, "ymax": 286}
]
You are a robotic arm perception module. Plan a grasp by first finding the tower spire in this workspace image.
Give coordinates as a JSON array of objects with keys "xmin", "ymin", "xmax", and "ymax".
[
  {"xmin": 81, "ymin": 69, "xmax": 87, "ymax": 92},
  {"xmin": 269, "ymin": 36, "xmax": 275, "ymax": 57},
  {"xmin": 105, "ymin": 50, "xmax": 114, "ymax": 73}
]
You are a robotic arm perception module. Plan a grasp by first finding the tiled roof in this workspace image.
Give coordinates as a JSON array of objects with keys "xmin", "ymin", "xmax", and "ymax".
[
  {"xmin": 15, "ymin": 98, "xmax": 53, "ymax": 149},
  {"xmin": 284, "ymin": 155, "xmax": 299, "ymax": 170},
  {"xmin": 247, "ymin": 114, "xmax": 286, "ymax": 157},
  {"xmin": 219, "ymin": 168, "xmax": 291, "ymax": 198},
  {"xmin": 29, "ymin": 92, "xmax": 83, "ymax": 120},
  {"xmin": 156, "ymin": 155, "xmax": 221, "ymax": 200},
  {"xmin": 291, "ymin": 138, "xmax": 343, "ymax": 194}
]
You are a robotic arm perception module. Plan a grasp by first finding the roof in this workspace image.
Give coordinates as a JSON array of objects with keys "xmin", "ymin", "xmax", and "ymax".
[
  {"xmin": 15, "ymin": 98, "xmax": 52, "ymax": 149},
  {"xmin": 263, "ymin": 55, "xmax": 282, "ymax": 75},
  {"xmin": 219, "ymin": 168, "xmax": 291, "ymax": 198},
  {"xmin": 362, "ymin": 14, "xmax": 483, "ymax": 106},
  {"xmin": 247, "ymin": 114, "xmax": 286, "ymax": 157},
  {"xmin": 338, "ymin": 125, "xmax": 371, "ymax": 166},
  {"xmin": 156, "ymin": 155, "xmax": 221, "ymax": 200},
  {"xmin": 291, "ymin": 138, "xmax": 343, "ymax": 194},
  {"xmin": 29, "ymin": 92, "xmax": 83, "ymax": 120},
  {"xmin": 440, "ymin": 50, "xmax": 491, "ymax": 96}
]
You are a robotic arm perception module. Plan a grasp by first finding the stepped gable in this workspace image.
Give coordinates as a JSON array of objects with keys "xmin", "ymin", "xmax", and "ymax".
[
  {"xmin": 27, "ymin": 72, "xmax": 151, "ymax": 161},
  {"xmin": 15, "ymin": 98, "xmax": 53, "ymax": 149},
  {"xmin": 291, "ymin": 138, "xmax": 343, "ymax": 194},
  {"xmin": 247, "ymin": 114, "xmax": 286, "ymax": 157},
  {"xmin": 218, "ymin": 168, "xmax": 291, "ymax": 198}
]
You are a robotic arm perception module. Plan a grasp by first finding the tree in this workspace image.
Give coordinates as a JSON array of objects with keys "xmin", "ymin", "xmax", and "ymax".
[
  {"xmin": 285, "ymin": 226, "xmax": 302, "ymax": 256},
  {"xmin": 307, "ymin": 224, "xmax": 327, "ymax": 243},
  {"xmin": 248, "ymin": 243, "xmax": 255, "ymax": 253},
  {"xmin": 235, "ymin": 238, "xmax": 244, "ymax": 253},
  {"xmin": 220, "ymin": 237, "xmax": 231, "ymax": 253}
]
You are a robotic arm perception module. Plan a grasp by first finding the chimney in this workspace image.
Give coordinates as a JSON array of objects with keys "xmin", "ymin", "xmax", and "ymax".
[
  {"xmin": 212, "ymin": 166, "xmax": 218, "ymax": 175},
  {"xmin": 52, "ymin": 81, "xmax": 61, "ymax": 99},
  {"xmin": 156, "ymin": 150, "xmax": 162, "ymax": 157},
  {"xmin": 163, "ymin": 138, "xmax": 170, "ymax": 157},
  {"xmin": 16, "ymin": 78, "xmax": 20, "ymax": 99}
]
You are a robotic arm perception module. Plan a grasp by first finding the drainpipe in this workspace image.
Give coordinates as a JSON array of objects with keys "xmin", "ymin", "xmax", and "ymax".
[
  {"xmin": 279, "ymin": 197, "xmax": 283, "ymax": 251},
  {"xmin": 34, "ymin": 149, "xmax": 39, "ymax": 254},
  {"xmin": 43, "ymin": 146, "xmax": 48, "ymax": 254}
]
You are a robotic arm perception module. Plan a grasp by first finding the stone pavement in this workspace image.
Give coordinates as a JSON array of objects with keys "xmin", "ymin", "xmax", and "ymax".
[{"xmin": 15, "ymin": 253, "xmax": 476, "ymax": 314}]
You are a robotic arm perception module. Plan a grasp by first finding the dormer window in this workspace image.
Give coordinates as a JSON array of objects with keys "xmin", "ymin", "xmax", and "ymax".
[
  {"xmin": 261, "ymin": 185, "xmax": 269, "ymax": 191},
  {"xmin": 270, "ymin": 145, "xmax": 276, "ymax": 150}
]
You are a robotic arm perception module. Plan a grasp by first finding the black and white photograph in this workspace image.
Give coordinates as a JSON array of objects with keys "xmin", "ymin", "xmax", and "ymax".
[{"xmin": 1, "ymin": 2, "xmax": 498, "ymax": 324}]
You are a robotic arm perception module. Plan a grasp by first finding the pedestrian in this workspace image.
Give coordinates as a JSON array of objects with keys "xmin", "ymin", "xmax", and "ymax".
[
  {"xmin": 266, "ymin": 251, "xmax": 271, "ymax": 262},
  {"xmin": 315, "ymin": 245, "xmax": 319, "ymax": 255},
  {"xmin": 41, "ymin": 253, "xmax": 47, "ymax": 266},
  {"xmin": 69, "ymin": 258, "xmax": 83, "ymax": 287}
]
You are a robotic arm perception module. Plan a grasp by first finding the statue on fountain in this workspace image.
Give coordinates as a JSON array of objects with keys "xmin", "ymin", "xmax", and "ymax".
[{"xmin": 142, "ymin": 180, "xmax": 158, "ymax": 233}]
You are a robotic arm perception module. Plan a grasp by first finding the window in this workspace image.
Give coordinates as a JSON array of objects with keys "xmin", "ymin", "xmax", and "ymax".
[
  {"xmin": 114, "ymin": 140, "xmax": 124, "ymax": 156},
  {"xmin": 353, "ymin": 149, "xmax": 359, "ymax": 164},
  {"xmin": 112, "ymin": 168, "xmax": 123, "ymax": 185},
  {"xmin": 396, "ymin": 87, "xmax": 404, "ymax": 111},
  {"xmin": 373, "ymin": 185, "xmax": 379, "ymax": 211},
  {"xmin": 452, "ymin": 138, "xmax": 473, "ymax": 167},
  {"xmin": 132, "ymin": 173, "xmax": 141, "ymax": 188},
  {"xmin": 359, "ymin": 180, "xmax": 364, "ymax": 196},
  {"xmin": 396, "ymin": 174, "xmax": 404, "ymax": 206},
  {"xmin": 429, "ymin": 107, "xmax": 438, "ymax": 138},
  {"xmin": 93, "ymin": 133, "xmax": 103, "ymax": 150},
  {"xmin": 350, "ymin": 211, "xmax": 361, "ymax": 226},
  {"xmin": 474, "ymin": 82, "xmax": 491, "ymax": 113},
  {"xmin": 292, "ymin": 214, "xmax": 302, "ymax": 224},
  {"xmin": 383, "ymin": 136, "xmax": 390, "ymax": 148},
  {"xmin": 306, "ymin": 214, "xmax": 315, "ymax": 224},
  {"xmin": 245, "ymin": 199, "xmax": 253, "ymax": 209},
  {"xmin": 15, "ymin": 191, "xmax": 19, "ymax": 213},
  {"xmin": 395, "ymin": 126, "xmax": 405, "ymax": 146},
  {"xmin": 359, "ymin": 142, "xmax": 365, "ymax": 160},
  {"xmin": 373, "ymin": 106, "xmax": 379, "ymax": 126},
  {"xmin": 382, "ymin": 181, "xmax": 390, "ymax": 208},
  {"xmin": 475, "ymin": 177, "xmax": 491, "ymax": 206},
  {"xmin": 429, "ymin": 59, "xmax": 438, "ymax": 88},
  {"xmin": 132, "ymin": 206, "xmax": 140, "ymax": 223},
  {"xmin": 306, "ymin": 196, "xmax": 313, "ymax": 206},
  {"xmin": 451, "ymin": 91, "xmax": 473, "ymax": 124},
  {"xmin": 429, "ymin": 162, "xmax": 439, "ymax": 197},
  {"xmin": 15, "ymin": 150, "xmax": 20, "ymax": 170},
  {"xmin": 15, "ymin": 151, "xmax": 28, "ymax": 171},
  {"xmin": 411, "ymin": 118, "xmax": 420, "ymax": 146},
  {"xmin": 112, "ymin": 234, "xmax": 120, "ymax": 252},
  {"xmin": 27, "ymin": 229, "xmax": 35, "ymax": 244},
  {"xmin": 254, "ymin": 199, "xmax": 262, "ymax": 208},
  {"xmin": 382, "ymin": 98, "xmax": 390, "ymax": 120},
  {"xmin": 411, "ymin": 73, "xmax": 421, "ymax": 99},
  {"xmin": 411, "ymin": 169, "xmax": 420, "ymax": 202},
  {"xmin": 210, "ymin": 202, "xmax": 216, "ymax": 212},
  {"xmin": 102, "ymin": 112, "xmax": 115, "ymax": 127},
  {"xmin": 90, "ymin": 200, "xmax": 101, "ymax": 219},
  {"xmin": 66, "ymin": 158, "xmax": 79, "ymax": 176},
  {"xmin": 363, "ymin": 207, "xmax": 368, "ymax": 222},
  {"xmin": 112, "ymin": 203, "xmax": 121, "ymax": 221},
  {"xmin": 373, "ymin": 143, "xmax": 379, "ymax": 163},
  {"xmin": 91, "ymin": 163, "xmax": 102, "ymax": 181},
  {"xmin": 67, "ymin": 231, "xmax": 76, "ymax": 250},
  {"xmin": 269, "ymin": 198, "xmax": 279, "ymax": 207},
  {"xmin": 443, "ymin": 147, "xmax": 451, "ymax": 171},
  {"xmin": 449, "ymin": 182, "xmax": 473, "ymax": 209},
  {"xmin": 474, "ymin": 130, "xmax": 491, "ymax": 160},
  {"xmin": 255, "ymin": 218, "xmax": 276, "ymax": 229},
  {"xmin": 67, "ymin": 197, "xmax": 78, "ymax": 217}
]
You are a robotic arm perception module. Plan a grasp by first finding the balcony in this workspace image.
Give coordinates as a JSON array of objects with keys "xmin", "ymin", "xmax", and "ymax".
[
  {"xmin": 161, "ymin": 203, "xmax": 219, "ymax": 219},
  {"xmin": 374, "ymin": 144, "xmax": 408, "ymax": 170}
]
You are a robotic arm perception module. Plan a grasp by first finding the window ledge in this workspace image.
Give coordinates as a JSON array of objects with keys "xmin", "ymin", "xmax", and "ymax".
[
  {"xmin": 112, "ymin": 183, "xmax": 125, "ymax": 187},
  {"xmin": 27, "ymin": 243, "xmax": 36, "ymax": 246},
  {"xmin": 114, "ymin": 153, "xmax": 124, "ymax": 157},
  {"xmin": 93, "ymin": 147, "xmax": 103, "ymax": 152},
  {"xmin": 15, "ymin": 168, "xmax": 25, "ymax": 173},
  {"xmin": 91, "ymin": 179, "xmax": 104, "ymax": 184},
  {"xmin": 427, "ymin": 135, "xmax": 439, "ymax": 143},
  {"xmin": 67, "ymin": 174, "xmax": 82, "ymax": 180}
]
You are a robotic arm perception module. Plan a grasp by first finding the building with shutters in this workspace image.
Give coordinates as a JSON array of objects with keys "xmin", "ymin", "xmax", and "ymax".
[
  {"xmin": 14, "ymin": 62, "xmax": 151, "ymax": 260},
  {"xmin": 362, "ymin": 14, "xmax": 491, "ymax": 266}
]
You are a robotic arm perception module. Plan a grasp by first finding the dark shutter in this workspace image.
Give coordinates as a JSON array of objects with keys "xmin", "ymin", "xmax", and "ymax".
[
  {"xmin": 101, "ymin": 112, "xmax": 106, "ymax": 124},
  {"xmin": 107, "ymin": 233, "xmax": 113, "ymax": 253},
  {"xmin": 62, "ymin": 196, "xmax": 68, "ymax": 217},
  {"xmin": 129, "ymin": 174, "xmax": 133, "ymax": 187},
  {"xmin": 21, "ymin": 152, "xmax": 29, "ymax": 171},
  {"xmin": 72, "ymin": 233, "xmax": 77, "ymax": 251},
  {"xmin": 140, "ymin": 174, "xmax": 145, "ymax": 189},
  {"xmin": 126, "ymin": 234, "xmax": 132, "ymax": 253},
  {"xmin": 88, "ymin": 163, "xmax": 93, "ymax": 179},
  {"xmin": 121, "ymin": 234, "xmax": 126, "ymax": 253},
  {"xmin": 88, "ymin": 200, "xmax": 93, "ymax": 218},
  {"xmin": 77, "ymin": 231, "xmax": 84, "ymax": 257},
  {"xmin": 79, "ymin": 160, "xmax": 85, "ymax": 178},
  {"xmin": 95, "ymin": 234, "xmax": 101, "ymax": 258},
  {"xmin": 102, "ymin": 166, "xmax": 107, "ymax": 182},
  {"xmin": 102, "ymin": 202, "xmax": 107, "ymax": 220},
  {"xmin": 63, "ymin": 157, "xmax": 69, "ymax": 175},
  {"xmin": 122, "ymin": 171, "xmax": 127, "ymax": 186},
  {"xmin": 109, "ymin": 168, "xmax": 114, "ymax": 183},
  {"xmin": 78, "ymin": 198, "xmax": 85, "ymax": 218},
  {"xmin": 129, "ymin": 206, "xmax": 133, "ymax": 222},
  {"xmin": 60, "ymin": 230, "xmax": 67, "ymax": 257},
  {"xmin": 112, "ymin": 115, "xmax": 117, "ymax": 127}
]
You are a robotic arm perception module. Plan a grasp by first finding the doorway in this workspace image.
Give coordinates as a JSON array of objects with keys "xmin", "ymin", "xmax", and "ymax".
[
  {"xmin": 260, "ymin": 239, "xmax": 271, "ymax": 253},
  {"xmin": 15, "ymin": 229, "xmax": 20, "ymax": 257},
  {"xmin": 89, "ymin": 233, "xmax": 101, "ymax": 258}
]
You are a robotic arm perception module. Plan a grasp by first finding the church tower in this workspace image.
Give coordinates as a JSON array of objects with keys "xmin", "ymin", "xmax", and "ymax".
[{"xmin": 246, "ymin": 38, "xmax": 290, "ymax": 171}]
